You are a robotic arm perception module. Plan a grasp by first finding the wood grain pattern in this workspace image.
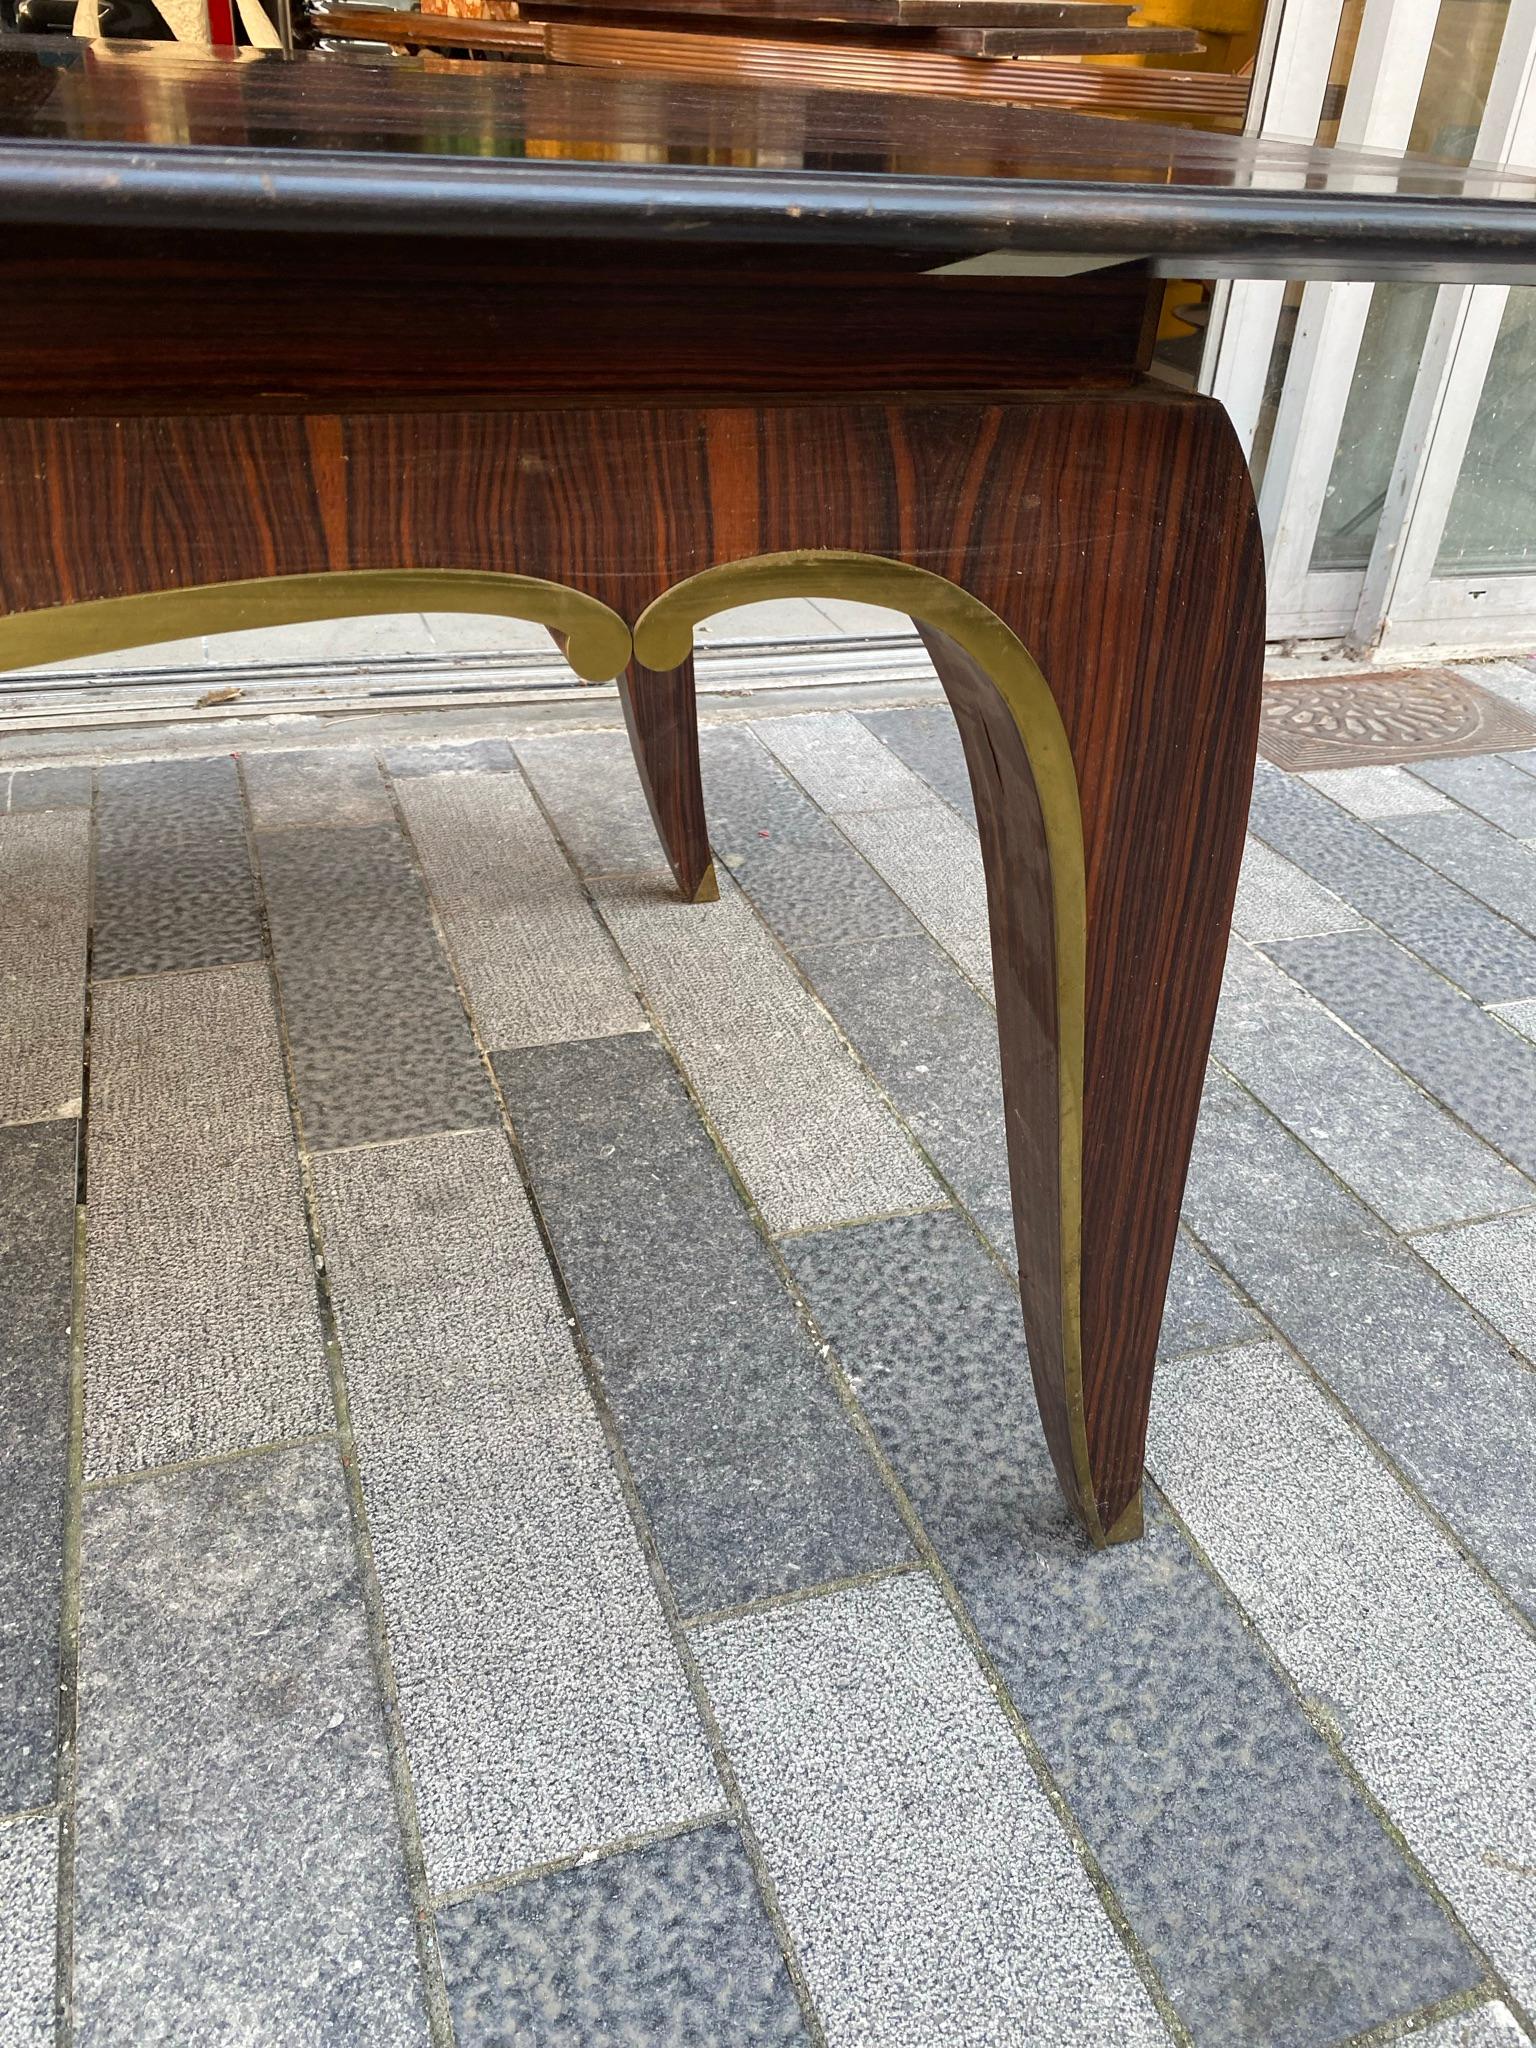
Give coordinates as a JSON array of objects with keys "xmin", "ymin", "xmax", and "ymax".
[
  {"xmin": 0, "ymin": 227, "xmax": 1159, "ymax": 412},
  {"xmin": 0, "ymin": 390, "xmax": 1262, "ymax": 1539}
]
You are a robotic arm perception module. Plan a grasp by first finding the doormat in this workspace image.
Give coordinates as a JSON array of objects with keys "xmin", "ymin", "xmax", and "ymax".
[{"xmin": 1258, "ymin": 667, "xmax": 1536, "ymax": 771}]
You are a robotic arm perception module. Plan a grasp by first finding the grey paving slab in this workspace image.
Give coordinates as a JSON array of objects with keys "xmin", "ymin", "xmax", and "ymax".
[
  {"xmin": 1149, "ymin": 1342, "xmax": 1536, "ymax": 2019},
  {"xmin": 84, "ymin": 966, "xmax": 329, "ymax": 1478},
  {"xmin": 240, "ymin": 747, "xmax": 391, "ymax": 830},
  {"xmin": 5, "ymin": 764, "xmax": 92, "ymax": 812},
  {"xmin": 0, "ymin": 1122, "xmax": 76, "ymax": 1813},
  {"xmin": 1300, "ymin": 765, "xmax": 1456, "ymax": 820},
  {"xmin": 1413, "ymin": 2004, "xmax": 1529, "ymax": 2047},
  {"xmin": 515, "ymin": 729, "xmax": 671, "ymax": 876},
  {"xmin": 836, "ymin": 802, "xmax": 994, "ymax": 995},
  {"xmin": 496, "ymin": 1034, "xmax": 910, "ymax": 1616},
  {"xmin": 694, "ymin": 1573, "xmax": 1169, "ymax": 2048},
  {"xmin": 1508, "ymin": 746, "xmax": 1536, "ymax": 781},
  {"xmin": 1230, "ymin": 836, "xmax": 1366, "ymax": 943},
  {"xmin": 793, "ymin": 930, "xmax": 1012, "ymax": 1226},
  {"xmin": 93, "ymin": 756, "xmax": 261, "ymax": 979},
  {"xmin": 383, "ymin": 738, "xmax": 518, "ymax": 778},
  {"xmin": 1491, "ymin": 996, "xmax": 1536, "ymax": 1044},
  {"xmin": 1159, "ymin": 1230, "xmax": 1265, "ymax": 1357},
  {"xmin": 0, "ymin": 1814, "xmax": 56, "ymax": 2048},
  {"xmin": 1452, "ymin": 659, "xmax": 1536, "ymax": 713},
  {"xmin": 700, "ymin": 727, "xmax": 919, "ymax": 952},
  {"xmin": 1182, "ymin": 1069, "xmax": 1536, "ymax": 1621},
  {"xmin": 0, "ymin": 809, "xmax": 88, "ymax": 1126},
  {"xmin": 1411, "ymin": 753, "xmax": 1536, "ymax": 836},
  {"xmin": 858, "ymin": 704, "xmax": 977, "ymax": 821},
  {"xmin": 1380, "ymin": 809, "xmax": 1536, "ymax": 936},
  {"xmin": 73, "ymin": 1444, "xmax": 428, "ymax": 2048},
  {"xmin": 1412, "ymin": 1212, "xmax": 1536, "ymax": 1359},
  {"xmin": 312, "ymin": 1127, "xmax": 716, "ymax": 1893},
  {"xmin": 1269, "ymin": 930, "xmax": 1536, "ymax": 1180},
  {"xmin": 436, "ymin": 1822, "xmax": 808, "ymax": 2048},
  {"xmin": 753, "ymin": 711, "xmax": 938, "ymax": 813},
  {"xmin": 257, "ymin": 822, "xmax": 497, "ymax": 1152},
  {"xmin": 695, "ymin": 599, "xmax": 833, "ymax": 640},
  {"xmin": 1213, "ymin": 940, "xmax": 1532, "ymax": 1230},
  {"xmin": 805, "ymin": 595, "xmax": 912, "ymax": 635},
  {"xmin": 1246, "ymin": 758, "xmax": 1536, "ymax": 1001},
  {"xmin": 784, "ymin": 1211, "xmax": 1483, "ymax": 2048},
  {"xmin": 593, "ymin": 873, "xmax": 938, "ymax": 1235},
  {"xmin": 397, "ymin": 770, "xmax": 645, "ymax": 1051}
]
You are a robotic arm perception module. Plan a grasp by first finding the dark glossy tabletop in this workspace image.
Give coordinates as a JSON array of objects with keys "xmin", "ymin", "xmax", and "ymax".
[{"xmin": 2, "ymin": 37, "xmax": 1536, "ymax": 278}]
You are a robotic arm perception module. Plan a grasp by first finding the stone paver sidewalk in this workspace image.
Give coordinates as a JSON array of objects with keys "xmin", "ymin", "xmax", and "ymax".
[{"xmin": 3, "ymin": 661, "xmax": 1536, "ymax": 2046}]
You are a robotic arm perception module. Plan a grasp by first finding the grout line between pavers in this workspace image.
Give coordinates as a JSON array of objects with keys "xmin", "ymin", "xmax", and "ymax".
[
  {"xmin": 1146, "ymin": 1445, "xmax": 1536, "ymax": 2042},
  {"xmin": 427, "ymin": 1809, "xmax": 736, "ymax": 1914},
  {"xmin": 1206, "ymin": 1038, "xmax": 1536, "ymax": 1382},
  {"xmin": 384, "ymin": 755, "xmax": 837, "ymax": 2048},
  {"xmin": 235, "ymin": 756, "xmax": 458, "ymax": 2048},
  {"xmin": 1336, "ymin": 1983, "xmax": 1527, "ymax": 2047},
  {"xmin": 681, "ymin": 1559, "xmax": 926, "ymax": 1632},
  {"xmin": 1185, "ymin": 1071, "xmax": 1536, "ymax": 1655},
  {"xmin": 79, "ymin": 1430, "xmax": 341, "ymax": 1493},
  {"xmin": 51, "ymin": 767, "xmax": 98, "ymax": 2048}
]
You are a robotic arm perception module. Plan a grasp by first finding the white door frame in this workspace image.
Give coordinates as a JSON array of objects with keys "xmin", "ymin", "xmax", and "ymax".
[{"xmin": 1356, "ymin": 0, "xmax": 1536, "ymax": 652}]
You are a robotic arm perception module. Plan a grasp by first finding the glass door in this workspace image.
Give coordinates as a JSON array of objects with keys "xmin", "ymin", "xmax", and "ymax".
[{"xmin": 1203, "ymin": 0, "xmax": 1536, "ymax": 653}]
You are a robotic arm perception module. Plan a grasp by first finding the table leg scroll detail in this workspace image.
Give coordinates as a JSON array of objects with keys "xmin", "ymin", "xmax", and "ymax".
[{"xmin": 635, "ymin": 551, "xmax": 1104, "ymax": 1543}]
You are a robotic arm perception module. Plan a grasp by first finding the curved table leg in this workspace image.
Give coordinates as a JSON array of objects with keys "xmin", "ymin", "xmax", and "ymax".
[{"xmin": 617, "ymin": 653, "xmax": 718, "ymax": 903}]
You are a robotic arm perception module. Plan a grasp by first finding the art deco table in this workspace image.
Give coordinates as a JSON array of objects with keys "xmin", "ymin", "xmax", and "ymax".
[{"xmin": 2, "ymin": 40, "xmax": 1534, "ymax": 1548}]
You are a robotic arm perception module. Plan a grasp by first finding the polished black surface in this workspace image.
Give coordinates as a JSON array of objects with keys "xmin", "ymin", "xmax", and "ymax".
[{"xmin": 2, "ymin": 38, "xmax": 1535, "ymax": 278}]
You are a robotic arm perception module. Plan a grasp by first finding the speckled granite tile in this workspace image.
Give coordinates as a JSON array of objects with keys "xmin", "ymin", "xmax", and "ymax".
[
  {"xmin": 1247, "ymin": 759, "xmax": 1536, "ymax": 1000},
  {"xmin": 1183, "ymin": 1070, "xmax": 1536, "ymax": 1620},
  {"xmin": 1450, "ymin": 660, "xmax": 1536, "ymax": 713},
  {"xmin": 857, "ymin": 705, "xmax": 976, "ymax": 822},
  {"xmin": 593, "ymin": 873, "xmax": 938, "ymax": 1235},
  {"xmin": 257, "ymin": 823, "xmax": 497, "ymax": 1152},
  {"xmin": 0, "ymin": 1814, "xmax": 56, "ymax": 2048},
  {"xmin": 1491, "ymin": 997, "xmax": 1536, "ymax": 1044},
  {"xmin": 784, "ymin": 1212, "xmax": 1480, "ymax": 2048},
  {"xmin": 436, "ymin": 1823, "xmax": 808, "ymax": 2048},
  {"xmin": 1412, "ymin": 2002, "xmax": 1529, "ymax": 2047},
  {"xmin": 6, "ymin": 764, "xmax": 92, "ymax": 812},
  {"xmin": 1231, "ymin": 837, "xmax": 1365, "ymax": 944},
  {"xmin": 695, "ymin": 1573, "xmax": 1168, "ymax": 2048},
  {"xmin": 1508, "ymin": 746, "xmax": 1536, "ymax": 779},
  {"xmin": 1269, "ymin": 930, "xmax": 1536, "ymax": 1179},
  {"xmin": 515, "ymin": 730, "xmax": 669, "ymax": 876},
  {"xmin": 1214, "ymin": 941, "xmax": 1531, "ymax": 1229},
  {"xmin": 1410, "ymin": 753, "xmax": 1536, "ymax": 836},
  {"xmin": 1413, "ymin": 1212, "xmax": 1536, "ymax": 1359},
  {"xmin": 93, "ymin": 757, "xmax": 260, "ymax": 979},
  {"xmin": 1, "ymin": 1122, "xmax": 75, "ymax": 1812},
  {"xmin": 84, "ymin": 967, "xmax": 328, "ymax": 1479},
  {"xmin": 312, "ymin": 1128, "xmax": 716, "ymax": 1893},
  {"xmin": 1159, "ymin": 1231, "xmax": 1264, "ymax": 1357},
  {"xmin": 73, "ymin": 1445, "xmax": 428, "ymax": 2047},
  {"xmin": 496, "ymin": 1035, "xmax": 910, "ymax": 1616},
  {"xmin": 0, "ymin": 809, "xmax": 88, "ymax": 1125},
  {"xmin": 396, "ymin": 771, "xmax": 644, "ymax": 1051},
  {"xmin": 383, "ymin": 738, "xmax": 517, "ymax": 778},
  {"xmin": 421, "ymin": 614, "xmax": 552, "ymax": 654},
  {"xmin": 1150, "ymin": 1342, "xmax": 1536, "ymax": 2017},
  {"xmin": 700, "ymin": 727, "xmax": 918, "ymax": 952},
  {"xmin": 793, "ymin": 931, "xmax": 1011, "ymax": 1226},
  {"xmin": 241, "ymin": 748, "xmax": 391, "ymax": 830},
  {"xmin": 1379, "ymin": 809, "xmax": 1536, "ymax": 936},
  {"xmin": 1300, "ymin": 765, "xmax": 1455, "ymax": 820},
  {"xmin": 754, "ymin": 711, "xmax": 939, "ymax": 814},
  {"xmin": 836, "ymin": 804, "xmax": 993, "ymax": 995}
]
